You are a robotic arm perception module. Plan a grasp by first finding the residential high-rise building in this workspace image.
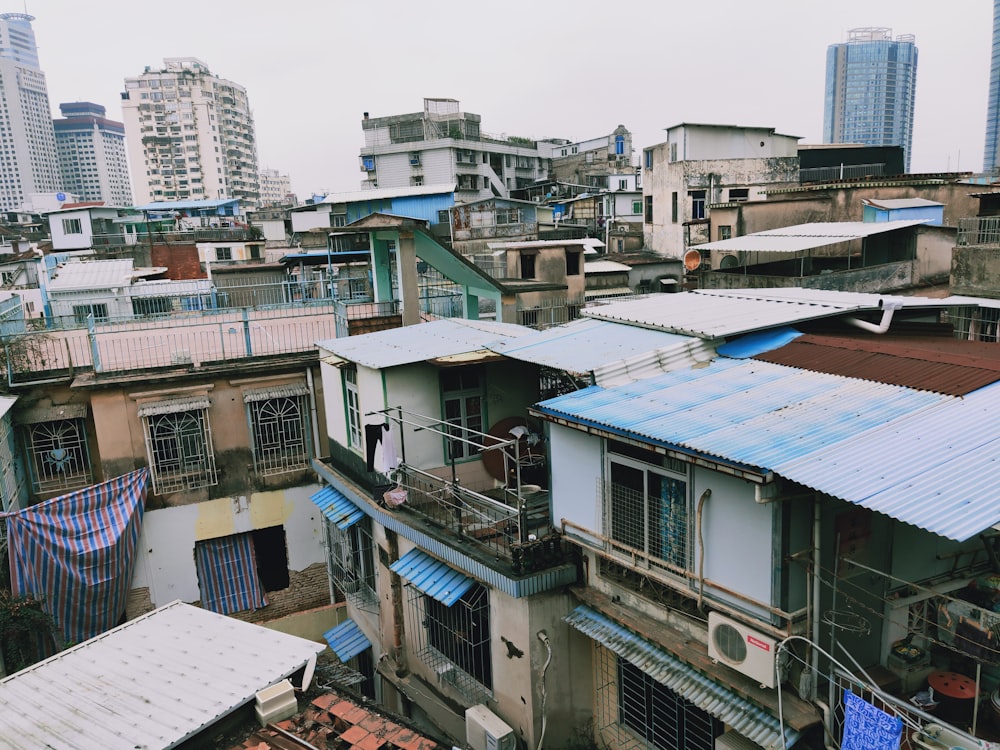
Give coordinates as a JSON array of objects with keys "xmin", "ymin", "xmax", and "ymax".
[
  {"xmin": 258, "ymin": 167, "xmax": 293, "ymax": 206},
  {"xmin": 823, "ymin": 28, "xmax": 918, "ymax": 172},
  {"xmin": 54, "ymin": 102, "xmax": 133, "ymax": 206},
  {"xmin": 985, "ymin": 0, "xmax": 1000, "ymax": 173},
  {"xmin": 0, "ymin": 13, "xmax": 62, "ymax": 212},
  {"xmin": 121, "ymin": 57, "xmax": 259, "ymax": 208}
]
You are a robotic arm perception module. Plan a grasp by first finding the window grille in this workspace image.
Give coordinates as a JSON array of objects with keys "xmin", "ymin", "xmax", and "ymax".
[
  {"xmin": 246, "ymin": 392, "xmax": 309, "ymax": 476},
  {"xmin": 594, "ymin": 645, "xmax": 722, "ymax": 750},
  {"xmin": 25, "ymin": 418, "xmax": 91, "ymax": 494},
  {"xmin": 403, "ymin": 579, "xmax": 493, "ymax": 703},
  {"xmin": 326, "ymin": 516, "xmax": 377, "ymax": 612},
  {"xmin": 141, "ymin": 407, "xmax": 218, "ymax": 495}
]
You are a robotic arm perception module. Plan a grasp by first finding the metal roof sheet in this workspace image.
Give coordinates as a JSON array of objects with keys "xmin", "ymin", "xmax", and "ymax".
[
  {"xmin": 242, "ymin": 381, "xmax": 310, "ymax": 403},
  {"xmin": 323, "ymin": 618, "xmax": 372, "ymax": 663},
  {"xmin": 317, "ymin": 318, "xmax": 531, "ymax": 370},
  {"xmin": 0, "ymin": 600, "xmax": 324, "ymax": 750},
  {"xmin": 390, "ymin": 548, "xmax": 475, "ymax": 606},
  {"xmin": 584, "ymin": 259, "xmax": 632, "ymax": 273},
  {"xmin": 48, "ymin": 259, "xmax": 134, "ymax": 291},
  {"xmin": 310, "ymin": 485, "xmax": 365, "ymax": 530},
  {"xmin": 137, "ymin": 396, "xmax": 211, "ymax": 418},
  {"xmin": 696, "ymin": 220, "xmax": 927, "ymax": 252},
  {"xmin": 863, "ymin": 198, "xmax": 943, "ymax": 209},
  {"xmin": 697, "ymin": 288, "xmax": 945, "ymax": 309},
  {"xmin": 582, "ymin": 290, "xmax": 879, "ymax": 340},
  {"xmin": 564, "ymin": 605, "xmax": 799, "ymax": 750},
  {"xmin": 754, "ymin": 334, "xmax": 1000, "ymax": 396},
  {"xmin": 320, "ymin": 183, "xmax": 456, "ymax": 205}
]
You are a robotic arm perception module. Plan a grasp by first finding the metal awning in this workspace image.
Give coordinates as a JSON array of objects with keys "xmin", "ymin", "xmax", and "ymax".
[
  {"xmin": 16, "ymin": 403, "xmax": 88, "ymax": 424},
  {"xmin": 564, "ymin": 605, "xmax": 800, "ymax": 750},
  {"xmin": 323, "ymin": 618, "xmax": 371, "ymax": 663},
  {"xmin": 242, "ymin": 382, "xmax": 309, "ymax": 403},
  {"xmin": 137, "ymin": 396, "xmax": 211, "ymax": 417},
  {"xmin": 389, "ymin": 548, "xmax": 474, "ymax": 606},
  {"xmin": 310, "ymin": 486, "xmax": 364, "ymax": 530}
]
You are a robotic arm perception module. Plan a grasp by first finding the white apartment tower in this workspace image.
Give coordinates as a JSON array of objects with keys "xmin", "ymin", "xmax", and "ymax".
[
  {"xmin": 121, "ymin": 58, "xmax": 259, "ymax": 208},
  {"xmin": 54, "ymin": 102, "xmax": 133, "ymax": 206},
  {"xmin": 0, "ymin": 13, "xmax": 62, "ymax": 212},
  {"xmin": 258, "ymin": 167, "xmax": 292, "ymax": 207}
]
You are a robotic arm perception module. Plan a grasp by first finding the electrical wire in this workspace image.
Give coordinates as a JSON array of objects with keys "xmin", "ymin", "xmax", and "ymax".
[{"xmin": 536, "ymin": 631, "xmax": 552, "ymax": 750}]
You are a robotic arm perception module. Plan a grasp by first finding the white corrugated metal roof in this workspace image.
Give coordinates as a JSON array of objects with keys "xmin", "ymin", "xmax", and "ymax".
[
  {"xmin": 699, "ymin": 288, "xmax": 947, "ymax": 308},
  {"xmin": 319, "ymin": 183, "xmax": 456, "ymax": 205},
  {"xmin": 47, "ymin": 259, "xmax": 135, "ymax": 291},
  {"xmin": 863, "ymin": 198, "xmax": 943, "ymax": 210},
  {"xmin": 582, "ymin": 289, "xmax": 883, "ymax": 340},
  {"xmin": 0, "ymin": 600, "xmax": 325, "ymax": 750},
  {"xmin": 317, "ymin": 318, "xmax": 531, "ymax": 369},
  {"xmin": 696, "ymin": 219, "xmax": 927, "ymax": 252},
  {"xmin": 585, "ymin": 260, "xmax": 631, "ymax": 273}
]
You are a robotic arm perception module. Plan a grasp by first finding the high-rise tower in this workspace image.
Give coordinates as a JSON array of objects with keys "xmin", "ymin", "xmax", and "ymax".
[
  {"xmin": 823, "ymin": 28, "xmax": 918, "ymax": 172},
  {"xmin": 121, "ymin": 58, "xmax": 259, "ymax": 208},
  {"xmin": 54, "ymin": 102, "xmax": 133, "ymax": 206},
  {"xmin": 0, "ymin": 13, "xmax": 62, "ymax": 211},
  {"xmin": 985, "ymin": 0, "xmax": 1000, "ymax": 173}
]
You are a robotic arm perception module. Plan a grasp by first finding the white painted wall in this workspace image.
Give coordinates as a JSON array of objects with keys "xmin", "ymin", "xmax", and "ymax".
[
  {"xmin": 549, "ymin": 423, "xmax": 603, "ymax": 545},
  {"xmin": 669, "ymin": 125, "xmax": 799, "ymax": 161},
  {"xmin": 290, "ymin": 204, "xmax": 333, "ymax": 233},
  {"xmin": 49, "ymin": 209, "xmax": 95, "ymax": 251},
  {"xmin": 131, "ymin": 483, "xmax": 325, "ymax": 607}
]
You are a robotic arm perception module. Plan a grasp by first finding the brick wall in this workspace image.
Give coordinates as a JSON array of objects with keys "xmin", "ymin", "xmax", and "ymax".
[{"xmin": 150, "ymin": 243, "xmax": 204, "ymax": 280}]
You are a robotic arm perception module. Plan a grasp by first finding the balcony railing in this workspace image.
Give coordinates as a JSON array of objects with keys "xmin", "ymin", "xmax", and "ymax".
[{"xmin": 957, "ymin": 217, "xmax": 1000, "ymax": 247}]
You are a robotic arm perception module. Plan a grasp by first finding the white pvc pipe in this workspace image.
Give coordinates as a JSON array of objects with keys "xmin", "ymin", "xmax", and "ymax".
[{"xmin": 844, "ymin": 300, "xmax": 903, "ymax": 334}]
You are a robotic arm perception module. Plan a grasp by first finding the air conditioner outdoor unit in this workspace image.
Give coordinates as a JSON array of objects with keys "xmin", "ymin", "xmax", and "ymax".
[
  {"xmin": 707, "ymin": 611, "xmax": 778, "ymax": 688},
  {"xmin": 715, "ymin": 729, "xmax": 764, "ymax": 749},
  {"xmin": 466, "ymin": 705, "xmax": 516, "ymax": 750}
]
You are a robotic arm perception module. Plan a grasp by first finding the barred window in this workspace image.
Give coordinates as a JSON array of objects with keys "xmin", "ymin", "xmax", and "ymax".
[
  {"xmin": 25, "ymin": 418, "xmax": 91, "ymax": 494},
  {"xmin": 247, "ymin": 394, "xmax": 309, "ymax": 476},
  {"xmin": 140, "ymin": 401, "xmax": 217, "ymax": 495},
  {"xmin": 327, "ymin": 516, "xmax": 377, "ymax": 610}
]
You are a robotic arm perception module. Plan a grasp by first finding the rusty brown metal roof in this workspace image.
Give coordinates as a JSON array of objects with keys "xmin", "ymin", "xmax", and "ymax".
[{"xmin": 753, "ymin": 334, "xmax": 1000, "ymax": 396}]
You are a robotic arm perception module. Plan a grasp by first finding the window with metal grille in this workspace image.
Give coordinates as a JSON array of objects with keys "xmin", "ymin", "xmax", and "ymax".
[
  {"xmin": 142, "ymin": 408, "xmax": 217, "ymax": 494},
  {"xmin": 215, "ymin": 246, "xmax": 232, "ymax": 261},
  {"xmin": 248, "ymin": 395, "xmax": 309, "ymax": 476},
  {"xmin": 72, "ymin": 303, "xmax": 108, "ymax": 324},
  {"xmin": 344, "ymin": 365, "xmax": 363, "ymax": 450},
  {"xmin": 25, "ymin": 418, "xmax": 92, "ymax": 494},
  {"xmin": 606, "ymin": 440, "xmax": 689, "ymax": 572},
  {"xmin": 440, "ymin": 367, "xmax": 484, "ymax": 461},
  {"xmin": 327, "ymin": 516, "xmax": 377, "ymax": 611},
  {"xmin": 405, "ymin": 580, "xmax": 493, "ymax": 701}
]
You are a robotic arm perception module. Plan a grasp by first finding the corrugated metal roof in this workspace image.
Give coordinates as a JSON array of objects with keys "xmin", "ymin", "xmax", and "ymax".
[
  {"xmin": 310, "ymin": 485, "xmax": 365, "ymax": 530},
  {"xmin": 716, "ymin": 328, "xmax": 803, "ymax": 359},
  {"xmin": 317, "ymin": 318, "xmax": 531, "ymax": 370},
  {"xmin": 584, "ymin": 260, "xmax": 631, "ymax": 273},
  {"xmin": 754, "ymin": 334, "xmax": 1000, "ymax": 396},
  {"xmin": 320, "ymin": 183, "xmax": 456, "ymax": 205},
  {"xmin": 242, "ymin": 381, "xmax": 310, "ymax": 403},
  {"xmin": 48, "ymin": 259, "xmax": 134, "ymax": 291},
  {"xmin": 696, "ymin": 220, "xmax": 927, "ymax": 252},
  {"xmin": 389, "ymin": 548, "xmax": 474, "ymax": 606},
  {"xmin": 564, "ymin": 605, "xmax": 799, "ymax": 750},
  {"xmin": 775, "ymin": 380, "xmax": 1000, "ymax": 542},
  {"xmin": 698, "ymin": 288, "xmax": 943, "ymax": 309},
  {"xmin": 582, "ymin": 290, "xmax": 880, "ymax": 340},
  {"xmin": 863, "ymin": 198, "xmax": 943, "ymax": 210},
  {"xmin": 0, "ymin": 600, "xmax": 325, "ymax": 750},
  {"xmin": 488, "ymin": 318, "xmax": 704, "ymax": 376},
  {"xmin": 137, "ymin": 395, "xmax": 211, "ymax": 417},
  {"xmin": 323, "ymin": 618, "xmax": 372, "ymax": 663}
]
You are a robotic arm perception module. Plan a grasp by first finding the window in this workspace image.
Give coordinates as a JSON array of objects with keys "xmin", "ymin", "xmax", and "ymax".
[
  {"xmin": 690, "ymin": 191, "xmax": 706, "ymax": 220},
  {"xmin": 437, "ymin": 209, "xmax": 450, "ymax": 225},
  {"xmin": 140, "ymin": 401, "xmax": 217, "ymax": 494},
  {"xmin": 615, "ymin": 134, "xmax": 625, "ymax": 155},
  {"xmin": 344, "ymin": 365, "xmax": 363, "ymax": 450},
  {"xmin": 62, "ymin": 218, "xmax": 82, "ymax": 234},
  {"xmin": 194, "ymin": 531, "xmax": 273, "ymax": 615},
  {"xmin": 644, "ymin": 196, "xmax": 653, "ymax": 224},
  {"xmin": 566, "ymin": 251, "xmax": 581, "ymax": 276},
  {"xmin": 669, "ymin": 142, "xmax": 678, "ymax": 162},
  {"xmin": 618, "ymin": 179, "xmax": 628, "ymax": 191},
  {"xmin": 215, "ymin": 246, "xmax": 232, "ymax": 261},
  {"xmin": 249, "ymin": 245, "xmax": 262, "ymax": 260},
  {"xmin": 718, "ymin": 225, "xmax": 732, "ymax": 241},
  {"xmin": 607, "ymin": 440, "xmax": 689, "ymax": 572},
  {"xmin": 328, "ymin": 515, "xmax": 377, "ymax": 610},
  {"xmin": 72, "ymin": 303, "xmax": 108, "ymax": 324},
  {"xmin": 671, "ymin": 192, "xmax": 678, "ymax": 223},
  {"xmin": 644, "ymin": 149, "xmax": 653, "ymax": 169},
  {"xmin": 132, "ymin": 297, "xmax": 172, "ymax": 316},
  {"xmin": 25, "ymin": 418, "xmax": 92, "ymax": 494},
  {"xmin": 332, "ymin": 214, "xmax": 347, "ymax": 228},
  {"xmin": 519, "ymin": 252, "xmax": 536, "ymax": 279},
  {"xmin": 246, "ymin": 389, "xmax": 309, "ymax": 475},
  {"xmin": 728, "ymin": 187, "xmax": 749, "ymax": 202},
  {"xmin": 440, "ymin": 366, "xmax": 484, "ymax": 461},
  {"xmin": 496, "ymin": 208, "xmax": 521, "ymax": 225}
]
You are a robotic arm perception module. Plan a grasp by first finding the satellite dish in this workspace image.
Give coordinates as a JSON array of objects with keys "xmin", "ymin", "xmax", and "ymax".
[
  {"xmin": 719, "ymin": 254, "xmax": 740, "ymax": 269},
  {"xmin": 683, "ymin": 249, "xmax": 702, "ymax": 271},
  {"xmin": 56, "ymin": 192, "xmax": 66, "ymax": 202}
]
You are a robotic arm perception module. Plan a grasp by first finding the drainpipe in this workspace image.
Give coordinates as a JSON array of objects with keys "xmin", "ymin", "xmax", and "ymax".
[
  {"xmin": 306, "ymin": 367, "xmax": 322, "ymax": 459},
  {"xmin": 844, "ymin": 299, "xmax": 902, "ymax": 334},
  {"xmin": 386, "ymin": 529, "xmax": 408, "ymax": 676}
]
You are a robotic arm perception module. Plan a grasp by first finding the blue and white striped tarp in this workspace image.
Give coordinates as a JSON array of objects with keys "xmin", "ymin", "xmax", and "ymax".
[
  {"xmin": 194, "ymin": 533, "xmax": 268, "ymax": 615},
  {"xmin": 4, "ymin": 468, "xmax": 149, "ymax": 645}
]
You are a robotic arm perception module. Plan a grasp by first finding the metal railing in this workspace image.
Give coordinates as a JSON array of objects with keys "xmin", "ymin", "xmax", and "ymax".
[{"xmin": 957, "ymin": 217, "xmax": 1000, "ymax": 247}]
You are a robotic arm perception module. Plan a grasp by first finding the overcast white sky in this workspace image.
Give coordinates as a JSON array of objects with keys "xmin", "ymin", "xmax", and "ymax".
[{"xmin": 31, "ymin": 0, "xmax": 993, "ymax": 199}]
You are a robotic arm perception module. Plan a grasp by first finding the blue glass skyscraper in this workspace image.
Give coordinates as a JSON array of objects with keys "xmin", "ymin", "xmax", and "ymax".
[
  {"xmin": 984, "ymin": 0, "xmax": 1000, "ymax": 173},
  {"xmin": 823, "ymin": 28, "xmax": 918, "ymax": 172}
]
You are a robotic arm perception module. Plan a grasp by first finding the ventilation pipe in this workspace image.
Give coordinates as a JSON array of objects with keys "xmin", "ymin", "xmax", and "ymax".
[{"xmin": 844, "ymin": 299, "xmax": 902, "ymax": 335}]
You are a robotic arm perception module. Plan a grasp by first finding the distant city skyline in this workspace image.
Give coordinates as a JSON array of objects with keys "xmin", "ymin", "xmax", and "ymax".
[{"xmin": 23, "ymin": 1, "xmax": 995, "ymax": 197}]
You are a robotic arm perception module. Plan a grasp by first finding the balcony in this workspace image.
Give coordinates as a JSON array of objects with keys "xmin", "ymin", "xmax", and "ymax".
[{"xmin": 957, "ymin": 217, "xmax": 1000, "ymax": 247}]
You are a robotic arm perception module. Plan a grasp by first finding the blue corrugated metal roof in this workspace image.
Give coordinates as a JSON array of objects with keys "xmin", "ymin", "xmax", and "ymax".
[
  {"xmin": 564, "ymin": 606, "xmax": 799, "ymax": 750},
  {"xmin": 717, "ymin": 327, "xmax": 803, "ymax": 359},
  {"xmin": 310, "ymin": 486, "xmax": 364, "ymax": 530},
  {"xmin": 390, "ymin": 548, "xmax": 474, "ymax": 606},
  {"xmin": 323, "ymin": 618, "xmax": 371, "ymax": 663}
]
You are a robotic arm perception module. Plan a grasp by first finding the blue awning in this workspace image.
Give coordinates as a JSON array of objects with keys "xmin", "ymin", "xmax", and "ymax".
[
  {"xmin": 323, "ymin": 618, "xmax": 371, "ymax": 663},
  {"xmin": 311, "ymin": 485, "xmax": 364, "ymax": 530},
  {"xmin": 389, "ymin": 548, "xmax": 474, "ymax": 606},
  {"xmin": 564, "ymin": 605, "xmax": 800, "ymax": 750}
]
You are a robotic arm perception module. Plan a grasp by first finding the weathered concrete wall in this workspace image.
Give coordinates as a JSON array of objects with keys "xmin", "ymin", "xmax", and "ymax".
[
  {"xmin": 701, "ymin": 261, "xmax": 914, "ymax": 293},
  {"xmin": 951, "ymin": 245, "xmax": 1000, "ymax": 298}
]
